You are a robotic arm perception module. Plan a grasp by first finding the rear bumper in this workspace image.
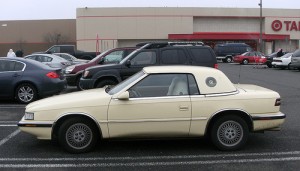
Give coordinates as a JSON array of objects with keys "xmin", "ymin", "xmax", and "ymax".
[
  {"xmin": 39, "ymin": 79, "xmax": 67, "ymax": 97},
  {"xmin": 252, "ymin": 112, "xmax": 286, "ymax": 131},
  {"xmin": 64, "ymin": 73, "xmax": 78, "ymax": 86}
]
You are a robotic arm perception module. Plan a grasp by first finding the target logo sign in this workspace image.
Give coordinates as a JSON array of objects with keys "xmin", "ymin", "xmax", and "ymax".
[{"xmin": 272, "ymin": 20, "xmax": 282, "ymax": 31}]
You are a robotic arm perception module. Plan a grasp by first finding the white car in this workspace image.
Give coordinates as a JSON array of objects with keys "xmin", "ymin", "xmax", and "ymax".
[
  {"xmin": 18, "ymin": 66, "xmax": 285, "ymax": 153},
  {"xmin": 272, "ymin": 52, "xmax": 293, "ymax": 69},
  {"xmin": 25, "ymin": 54, "xmax": 72, "ymax": 69},
  {"xmin": 53, "ymin": 53, "xmax": 89, "ymax": 65}
]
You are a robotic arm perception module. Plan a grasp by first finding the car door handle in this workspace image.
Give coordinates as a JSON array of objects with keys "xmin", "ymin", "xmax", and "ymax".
[
  {"xmin": 179, "ymin": 106, "xmax": 189, "ymax": 111},
  {"xmin": 13, "ymin": 73, "xmax": 21, "ymax": 77}
]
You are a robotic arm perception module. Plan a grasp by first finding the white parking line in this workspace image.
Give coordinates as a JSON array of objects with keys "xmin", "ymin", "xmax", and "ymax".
[
  {"xmin": 0, "ymin": 130, "xmax": 20, "ymax": 147},
  {"xmin": 0, "ymin": 157, "xmax": 300, "ymax": 168},
  {"xmin": 0, "ymin": 125, "xmax": 17, "ymax": 127}
]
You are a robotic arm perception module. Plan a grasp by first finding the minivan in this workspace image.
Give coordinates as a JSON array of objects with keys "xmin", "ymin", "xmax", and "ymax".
[{"xmin": 214, "ymin": 43, "xmax": 253, "ymax": 63}]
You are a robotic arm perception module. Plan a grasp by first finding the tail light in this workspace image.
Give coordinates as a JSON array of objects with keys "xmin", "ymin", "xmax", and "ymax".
[
  {"xmin": 46, "ymin": 71, "xmax": 59, "ymax": 79},
  {"xmin": 214, "ymin": 63, "xmax": 218, "ymax": 69},
  {"xmin": 275, "ymin": 98, "xmax": 281, "ymax": 106}
]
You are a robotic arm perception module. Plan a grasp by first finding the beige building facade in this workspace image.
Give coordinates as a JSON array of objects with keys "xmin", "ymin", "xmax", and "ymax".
[
  {"xmin": 0, "ymin": 19, "xmax": 76, "ymax": 57},
  {"xmin": 76, "ymin": 7, "xmax": 300, "ymax": 54}
]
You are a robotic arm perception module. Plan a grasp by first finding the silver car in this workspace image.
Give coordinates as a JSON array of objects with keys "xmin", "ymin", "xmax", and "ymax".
[
  {"xmin": 290, "ymin": 49, "xmax": 300, "ymax": 70},
  {"xmin": 25, "ymin": 54, "xmax": 72, "ymax": 69},
  {"xmin": 53, "ymin": 53, "xmax": 89, "ymax": 65}
]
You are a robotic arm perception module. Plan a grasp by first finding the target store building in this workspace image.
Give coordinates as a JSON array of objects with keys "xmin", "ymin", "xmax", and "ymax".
[{"xmin": 76, "ymin": 7, "xmax": 300, "ymax": 54}]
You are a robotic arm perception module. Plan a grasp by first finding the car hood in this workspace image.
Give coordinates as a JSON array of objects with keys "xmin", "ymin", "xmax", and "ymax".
[{"xmin": 26, "ymin": 88, "xmax": 111, "ymax": 112}]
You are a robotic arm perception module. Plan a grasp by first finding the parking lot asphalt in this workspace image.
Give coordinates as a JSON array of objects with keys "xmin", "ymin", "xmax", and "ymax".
[{"xmin": 0, "ymin": 63, "xmax": 300, "ymax": 170}]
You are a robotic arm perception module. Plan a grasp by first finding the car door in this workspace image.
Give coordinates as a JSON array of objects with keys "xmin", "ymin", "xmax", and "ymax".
[
  {"xmin": 107, "ymin": 73, "xmax": 192, "ymax": 138},
  {"xmin": 0, "ymin": 60, "xmax": 24, "ymax": 98},
  {"xmin": 120, "ymin": 50, "xmax": 157, "ymax": 80}
]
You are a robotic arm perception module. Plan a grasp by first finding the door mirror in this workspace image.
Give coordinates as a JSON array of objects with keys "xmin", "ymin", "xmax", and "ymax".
[
  {"xmin": 117, "ymin": 91, "xmax": 129, "ymax": 100},
  {"xmin": 125, "ymin": 60, "xmax": 131, "ymax": 67},
  {"xmin": 98, "ymin": 57, "xmax": 105, "ymax": 64}
]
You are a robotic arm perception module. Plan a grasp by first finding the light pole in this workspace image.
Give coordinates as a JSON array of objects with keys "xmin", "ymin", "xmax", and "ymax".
[{"xmin": 259, "ymin": 0, "xmax": 263, "ymax": 52}]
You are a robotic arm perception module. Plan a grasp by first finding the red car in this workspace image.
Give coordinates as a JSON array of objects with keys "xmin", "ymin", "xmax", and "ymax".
[
  {"xmin": 233, "ymin": 51, "xmax": 267, "ymax": 65},
  {"xmin": 64, "ymin": 47, "xmax": 136, "ymax": 90}
]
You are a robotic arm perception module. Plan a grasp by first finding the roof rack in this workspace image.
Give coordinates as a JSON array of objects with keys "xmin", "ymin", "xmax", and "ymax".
[{"xmin": 136, "ymin": 41, "xmax": 204, "ymax": 49}]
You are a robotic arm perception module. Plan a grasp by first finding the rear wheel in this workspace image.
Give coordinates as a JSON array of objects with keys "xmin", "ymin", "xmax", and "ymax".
[
  {"xmin": 58, "ymin": 117, "xmax": 99, "ymax": 153},
  {"xmin": 267, "ymin": 62, "xmax": 272, "ymax": 68},
  {"xmin": 15, "ymin": 83, "xmax": 37, "ymax": 104},
  {"xmin": 242, "ymin": 59, "xmax": 249, "ymax": 65},
  {"xmin": 226, "ymin": 57, "xmax": 232, "ymax": 63},
  {"xmin": 210, "ymin": 115, "xmax": 249, "ymax": 151}
]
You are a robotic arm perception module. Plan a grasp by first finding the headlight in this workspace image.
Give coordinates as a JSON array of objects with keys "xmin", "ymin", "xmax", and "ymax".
[
  {"xmin": 65, "ymin": 66, "xmax": 75, "ymax": 74},
  {"xmin": 24, "ymin": 112, "xmax": 34, "ymax": 120},
  {"xmin": 261, "ymin": 56, "xmax": 266, "ymax": 59},
  {"xmin": 83, "ymin": 70, "xmax": 90, "ymax": 78}
]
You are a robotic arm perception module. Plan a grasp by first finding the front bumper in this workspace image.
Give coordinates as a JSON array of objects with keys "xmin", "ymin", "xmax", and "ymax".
[
  {"xmin": 252, "ymin": 112, "xmax": 286, "ymax": 131},
  {"xmin": 18, "ymin": 119, "xmax": 53, "ymax": 140},
  {"xmin": 80, "ymin": 77, "xmax": 96, "ymax": 90},
  {"xmin": 64, "ymin": 73, "xmax": 78, "ymax": 86}
]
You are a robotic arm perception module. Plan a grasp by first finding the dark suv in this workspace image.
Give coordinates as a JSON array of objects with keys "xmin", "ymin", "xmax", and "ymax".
[
  {"xmin": 64, "ymin": 47, "xmax": 136, "ymax": 90},
  {"xmin": 80, "ymin": 42, "xmax": 218, "ymax": 89}
]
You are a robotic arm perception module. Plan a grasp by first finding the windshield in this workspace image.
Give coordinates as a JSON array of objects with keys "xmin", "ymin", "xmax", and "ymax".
[
  {"xmin": 108, "ymin": 71, "xmax": 145, "ymax": 95},
  {"xmin": 281, "ymin": 53, "xmax": 293, "ymax": 58},
  {"xmin": 89, "ymin": 49, "xmax": 111, "ymax": 63}
]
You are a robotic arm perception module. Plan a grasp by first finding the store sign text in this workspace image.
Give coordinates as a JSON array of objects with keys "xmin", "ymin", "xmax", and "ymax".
[{"xmin": 272, "ymin": 20, "xmax": 300, "ymax": 32}]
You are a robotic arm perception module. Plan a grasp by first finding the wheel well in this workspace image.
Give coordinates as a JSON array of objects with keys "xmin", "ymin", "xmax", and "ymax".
[
  {"xmin": 94, "ymin": 76, "xmax": 118, "ymax": 88},
  {"xmin": 205, "ymin": 110, "xmax": 253, "ymax": 136},
  {"xmin": 14, "ymin": 81, "xmax": 39, "ymax": 97},
  {"xmin": 52, "ymin": 114, "xmax": 102, "ymax": 141}
]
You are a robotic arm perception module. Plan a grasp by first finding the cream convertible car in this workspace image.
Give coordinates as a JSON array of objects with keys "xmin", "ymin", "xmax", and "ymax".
[{"xmin": 18, "ymin": 66, "xmax": 286, "ymax": 153}]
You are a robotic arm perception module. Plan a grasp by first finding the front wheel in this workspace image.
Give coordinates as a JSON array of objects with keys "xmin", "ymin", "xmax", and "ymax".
[
  {"xmin": 96, "ymin": 79, "xmax": 117, "ymax": 88},
  {"xmin": 225, "ymin": 57, "xmax": 232, "ymax": 63},
  {"xmin": 242, "ymin": 59, "xmax": 249, "ymax": 65},
  {"xmin": 58, "ymin": 117, "xmax": 99, "ymax": 153},
  {"xmin": 210, "ymin": 115, "xmax": 249, "ymax": 151}
]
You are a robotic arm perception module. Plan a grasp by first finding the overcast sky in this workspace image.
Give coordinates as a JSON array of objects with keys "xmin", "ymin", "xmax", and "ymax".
[{"xmin": 0, "ymin": 0, "xmax": 299, "ymax": 21}]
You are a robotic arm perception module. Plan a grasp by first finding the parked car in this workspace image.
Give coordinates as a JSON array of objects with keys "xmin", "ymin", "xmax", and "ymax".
[
  {"xmin": 271, "ymin": 52, "xmax": 293, "ymax": 69},
  {"xmin": 33, "ymin": 45, "xmax": 97, "ymax": 60},
  {"xmin": 266, "ymin": 51, "xmax": 289, "ymax": 68},
  {"xmin": 80, "ymin": 42, "xmax": 218, "ymax": 90},
  {"xmin": 289, "ymin": 49, "xmax": 300, "ymax": 70},
  {"xmin": 53, "ymin": 53, "xmax": 89, "ymax": 65},
  {"xmin": 233, "ymin": 51, "xmax": 267, "ymax": 65},
  {"xmin": 18, "ymin": 66, "xmax": 285, "ymax": 153},
  {"xmin": 24, "ymin": 54, "xmax": 72, "ymax": 69},
  {"xmin": 0, "ymin": 58, "xmax": 66, "ymax": 103},
  {"xmin": 64, "ymin": 47, "xmax": 136, "ymax": 90},
  {"xmin": 214, "ymin": 43, "xmax": 253, "ymax": 63}
]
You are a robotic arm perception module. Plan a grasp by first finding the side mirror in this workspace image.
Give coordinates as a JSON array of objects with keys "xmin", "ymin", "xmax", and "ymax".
[
  {"xmin": 98, "ymin": 57, "xmax": 105, "ymax": 64},
  {"xmin": 117, "ymin": 91, "xmax": 129, "ymax": 100},
  {"xmin": 125, "ymin": 60, "xmax": 131, "ymax": 67},
  {"xmin": 46, "ymin": 51, "xmax": 51, "ymax": 54}
]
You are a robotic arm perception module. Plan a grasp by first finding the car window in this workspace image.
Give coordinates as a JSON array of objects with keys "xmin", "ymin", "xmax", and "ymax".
[
  {"xmin": 128, "ymin": 74, "xmax": 189, "ymax": 98},
  {"xmin": 161, "ymin": 49, "xmax": 187, "ymax": 64},
  {"xmin": 26, "ymin": 56, "xmax": 36, "ymax": 60},
  {"xmin": 0, "ymin": 60, "xmax": 15, "ymax": 71},
  {"xmin": 292, "ymin": 49, "xmax": 300, "ymax": 57},
  {"xmin": 59, "ymin": 54, "xmax": 72, "ymax": 61},
  {"xmin": 189, "ymin": 48, "xmax": 213, "ymax": 63},
  {"xmin": 48, "ymin": 46, "xmax": 60, "ymax": 53},
  {"xmin": 130, "ymin": 51, "xmax": 156, "ymax": 65},
  {"xmin": 103, "ymin": 50, "xmax": 124, "ymax": 63},
  {"xmin": 14, "ymin": 62, "xmax": 25, "ymax": 71}
]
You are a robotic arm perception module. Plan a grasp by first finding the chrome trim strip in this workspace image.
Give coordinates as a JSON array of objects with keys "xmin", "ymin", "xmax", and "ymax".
[
  {"xmin": 204, "ymin": 91, "xmax": 239, "ymax": 97},
  {"xmin": 107, "ymin": 118, "xmax": 195, "ymax": 123},
  {"xmin": 252, "ymin": 112, "xmax": 286, "ymax": 120},
  {"xmin": 17, "ymin": 121, "xmax": 53, "ymax": 127},
  {"xmin": 124, "ymin": 95, "xmax": 191, "ymax": 101}
]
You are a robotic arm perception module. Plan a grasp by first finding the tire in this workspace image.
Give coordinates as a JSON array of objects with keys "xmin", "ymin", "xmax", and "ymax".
[
  {"xmin": 225, "ymin": 57, "xmax": 232, "ymax": 63},
  {"xmin": 58, "ymin": 117, "xmax": 99, "ymax": 153},
  {"xmin": 242, "ymin": 59, "xmax": 249, "ymax": 65},
  {"xmin": 267, "ymin": 62, "xmax": 272, "ymax": 68},
  {"xmin": 15, "ymin": 83, "xmax": 37, "ymax": 104},
  {"xmin": 76, "ymin": 77, "xmax": 83, "ymax": 91},
  {"xmin": 210, "ymin": 115, "xmax": 249, "ymax": 151},
  {"xmin": 287, "ymin": 63, "xmax": 291, "ymax": 70},
  {"xmin": 96, "ymin": 79, "xmax": 117, "ymax": 88}
]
